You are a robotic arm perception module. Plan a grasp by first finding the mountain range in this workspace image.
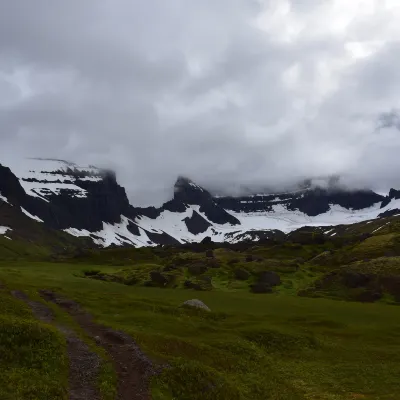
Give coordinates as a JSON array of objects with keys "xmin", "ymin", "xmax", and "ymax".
[{"xmin": 1, "ymin": 158, "xmax": 400, "ymax": 248}]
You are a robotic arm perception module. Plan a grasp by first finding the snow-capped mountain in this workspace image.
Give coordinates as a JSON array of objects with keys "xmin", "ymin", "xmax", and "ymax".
[{"xmin": 1, "ymin": 158, "xmax": 400, "ymax": 248}]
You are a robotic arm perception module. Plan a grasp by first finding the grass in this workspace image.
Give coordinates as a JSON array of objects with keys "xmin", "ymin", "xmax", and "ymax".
[
  {"xmin": 1, "ymin": 261, "xmax": 400, "ymax": 399},
  {"xmin": 0, "ymin": 289, "xmax": 68, "ymax": 400}
]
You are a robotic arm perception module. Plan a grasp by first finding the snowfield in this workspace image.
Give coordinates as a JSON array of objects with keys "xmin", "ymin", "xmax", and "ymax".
[
  {"xmin": 6, "ymin": 158, "xmax": 103, "ymax": 200},
  {"xmin": 63, "ymin": 198, "xmax": 400, "ymax": 248}
]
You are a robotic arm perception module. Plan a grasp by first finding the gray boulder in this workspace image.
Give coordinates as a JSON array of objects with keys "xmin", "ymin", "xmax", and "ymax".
[{"xmin": 182, "ymin": 299, "xmax": 211, "ymax": 312}]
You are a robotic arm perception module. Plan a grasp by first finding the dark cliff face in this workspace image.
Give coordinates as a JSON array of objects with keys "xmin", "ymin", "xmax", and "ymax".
[
  {"xmin": 381, "ymin": 189, "xmax": 400, "ymax": 208},
  {"xmin": 378, "ymin": 189, "xmax": 400, "ymax": 217},
  {"xmin": 0, "ymin": 162, "xmax": 131, "ymax": 232},
  {"xmin": 0, "ymin": 164, "xmax": 27, "ymax": 204},
  {"xmin": 215, "ymin": 188, "xmax": 384, "ymax": 217}
]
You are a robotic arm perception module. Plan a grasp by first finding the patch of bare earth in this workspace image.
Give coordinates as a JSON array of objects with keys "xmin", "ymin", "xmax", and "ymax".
[
  {"xmin": 11, "ymin": 290, "xmax": 101, "ymax": 400},
  {"xmin": 40, "ymin": 290, "xmax": 159, "ymax": 400}
]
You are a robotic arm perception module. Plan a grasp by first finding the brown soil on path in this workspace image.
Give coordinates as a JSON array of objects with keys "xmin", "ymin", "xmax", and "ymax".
[
  {"xmin": 11, "ymin": 290, "xmax": 101, "ymax": 400},
  {"xmin": 40, "ymin": 290, "xmax": 159, "ymax": 400}
]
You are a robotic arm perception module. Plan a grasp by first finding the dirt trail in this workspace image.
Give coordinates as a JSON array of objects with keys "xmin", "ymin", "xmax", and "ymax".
[
  {"xmin": 11, "ymin": 290, "xmax": 101, "ymax": 400},
  {"xmin": 40, "ymin": 290, "xmax": 159, "ymax": 400}
]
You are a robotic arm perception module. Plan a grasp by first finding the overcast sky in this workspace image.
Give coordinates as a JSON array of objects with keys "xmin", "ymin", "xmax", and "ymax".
[{"xmin": 1, "ymin": 0, "xmax": 400, "ymax": 205}]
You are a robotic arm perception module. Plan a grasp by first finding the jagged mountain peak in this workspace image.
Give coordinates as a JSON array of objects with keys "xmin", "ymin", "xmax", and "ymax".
[
  {"xmin": 174, "ymin": 176, "xmax": 206, "ymax": 193},
  {"xmin": 173, "ymin": 176, "xmax": 211, "ymax": 205}
]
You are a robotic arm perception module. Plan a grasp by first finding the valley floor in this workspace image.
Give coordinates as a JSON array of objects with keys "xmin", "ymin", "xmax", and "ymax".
[{"xmin": 1, "ymin": 261, "xmax": 400, "ymax": 399}]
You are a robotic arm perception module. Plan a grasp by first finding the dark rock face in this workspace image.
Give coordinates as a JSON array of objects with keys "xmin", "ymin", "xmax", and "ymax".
[
  {"xmin": 144, "ymin": 230, "xmax": 181, "ymax": 246},
  {"xmin": 379, "ymin": 209, "xmax": 400, "ymax": 218},
  {"xmin": 201, "ymin": 236, "xmax": 213, "ymax": 245},
  {"xmin": 215, "ymin": 187, "xmax": 384, "ymax": 217},
  {"xmin": 183, "ymin": 211, "xmax": 211, "ymax": 235},
  {"xmin": 381, "ymin": 188, "xmax": 400, "ymax": 208},
  {"xmin": 0, "ymin": 164, "xmax": 27, "ymax": 204},
  {"xmin": 173, "ymin": 177, "xmax": 240, "ymax": 226}
]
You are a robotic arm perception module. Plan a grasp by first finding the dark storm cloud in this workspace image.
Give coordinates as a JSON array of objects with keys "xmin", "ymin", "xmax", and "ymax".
[{"xmin": 1, "ymin": 0, "xmax": 400, "ymax": 205}]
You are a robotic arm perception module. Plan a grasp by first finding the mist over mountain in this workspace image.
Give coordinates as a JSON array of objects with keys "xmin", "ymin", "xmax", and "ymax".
[{"xmin": 2, "ymin": 1, "xmax": 400, "ymax": 205}]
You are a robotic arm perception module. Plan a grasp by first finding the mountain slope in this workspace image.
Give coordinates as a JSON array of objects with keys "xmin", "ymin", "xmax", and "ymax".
[{"xmin": 1, "ymin": 158, "xmax": 400, "ymax": 248}]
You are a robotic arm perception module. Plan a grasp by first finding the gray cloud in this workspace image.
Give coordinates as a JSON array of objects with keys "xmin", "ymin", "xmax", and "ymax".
[{"xmin": 1, "ymin": 0, "xmax": 400, "ymax": 205}]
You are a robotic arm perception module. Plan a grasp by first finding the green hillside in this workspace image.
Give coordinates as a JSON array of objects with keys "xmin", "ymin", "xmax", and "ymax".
[{"xmin": 1, "ymin": 217, "xmax": 400, "ymax": 399}]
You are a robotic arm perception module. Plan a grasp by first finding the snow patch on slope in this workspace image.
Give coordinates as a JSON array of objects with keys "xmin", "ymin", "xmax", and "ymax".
[
  {"xmin": 65, "ymin": 216, "xmax": 154, "ymax": 248},
  {"xmin": 0, "ymin": 226, "xmax": 11, "ymax": 235},
  {"xmin": 21, "ymin": 207, "xmax": 44, "ymax": 222},
  {"xmin": 7, "ymin": 158, "xmax": 103, "ymax": 200},
  {"xmin": 0, "ymin": 192, "xmax": 10, "ymax": 204}
]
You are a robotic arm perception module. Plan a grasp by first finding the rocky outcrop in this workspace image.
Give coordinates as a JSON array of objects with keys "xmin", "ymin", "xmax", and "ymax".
[{"xmin": 215, "ymin": 187, "xmax": 384, "ymax": 217}]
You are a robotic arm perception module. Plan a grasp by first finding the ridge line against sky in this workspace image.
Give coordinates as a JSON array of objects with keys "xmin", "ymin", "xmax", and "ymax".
[{"xmin": 1, "ymin": 0, "xmax": 400, "ymax": 206}]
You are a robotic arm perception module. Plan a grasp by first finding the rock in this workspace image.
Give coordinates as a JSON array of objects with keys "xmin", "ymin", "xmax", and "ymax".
[
  {"xmin": 245, "ymin": 255, "xmax": 254, "ymax": 262},
  {"xmin": 150, "ymin": 271, "xmax": 168, "ymax": 286},
  {"xmin": 355, "ymin": 290, "xmax": 383, "ymax": 303},
  {"xmin": 258, "ymin": 271, "xmax": 281, "ymax": 287},
  {"xmin": 199, "ymin": 275, "xmax": 212, "ymax": 284},
  {"xmin": 250, "ymin": 282, "xmax": 273, "ymax": 294},
  {"xmin": 184, "ymin": 280, "xmax": 204, "ymax": 291},
  {"xmin": 163, "ymin": 264, "xmax": 177, "ymax": 272},
  {"xmin": 227, "ymin": 258, "xmax": 239, "ymax": 265},
  {"xmin": 342, "ymin": 272, "xmax": 371, "ymax": 288},
  {"xmin": 207, "ymin": 258, "xmax": 220, "ymax": 268},
  {"xmin": 201, "ymin": 236, "xmax": 213, "ymax": 245},
  {"xmin": 234, "ymin": 268, "xmax": 250, "ymax": 281},
  {"xmin": 94, "ymin": 335, "xmax": 102, "ymax": 344},
  {"xmin": 205, "ymin": 250, "xmax": 214, "ymax": 258},
  {"xmin": 182, "ymin": 299, "xmax": 211, "ymax": 311},
  {"xmin": 188, "ymin": 263, "xmax": 208, "ymax": 275}
]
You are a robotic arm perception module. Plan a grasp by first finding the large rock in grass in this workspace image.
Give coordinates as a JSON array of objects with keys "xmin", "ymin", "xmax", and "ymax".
[
  {"xmin": 182, "ymin": 299, "xmax": 211, "ymax": 311},
  {"xmin": 258, "ymin": 271, "xmax": 281, "ymax": 287},
  {"xmin": 343, "ymin": 272, "xmax": 371, "ymax": 288},
  {"xmin": 150, "ymin": 271, "xmax": 168, "ymax": 286},
  {"xmin": 234, "ymin": 268, "xmax": 250, "ymax": 281},
  {"xmin": 250, "ymin": 282, "xmax": 273, "ymax": 294},
  {"xmin": 188, "ymin": 262, "xmax": 208, "ymax": 275}
]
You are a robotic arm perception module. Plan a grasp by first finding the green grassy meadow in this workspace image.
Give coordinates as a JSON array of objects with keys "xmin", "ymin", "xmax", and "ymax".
[{"xmin": 1, "ymin": 259, "xmax": 400, "ymax": 399}]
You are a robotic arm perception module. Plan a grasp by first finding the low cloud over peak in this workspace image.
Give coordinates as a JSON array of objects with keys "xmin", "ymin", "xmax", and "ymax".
[{"xmin": 1, "ymin": 0, "xmax": 400, "ymax": 205}]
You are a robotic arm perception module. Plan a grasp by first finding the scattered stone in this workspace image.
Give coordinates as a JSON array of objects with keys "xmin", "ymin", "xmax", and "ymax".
[
  {"xmin": 234, "ymin": 268, "xmax": 250, "ymax": 281},
  {"xmin": 182, "ymin": 299, "xmax": 211, "ymax": 312},
  {"xmin": 184, "ymin": 280, "xmax": 203, "ymax": 291},
  {"xmin": 205, "ymin": 250, "xmax": 214, "ymax": 258},
  {"xmin": 355, "ymin": 290, "xmax": 383, "ymax": 303},
  {"xmin": 258, "ymin": 271, "xmax": 281, "ymax": 287},
  {"xmin": 188, "ymin": 263, "xmax": 208, "ymax": 276},
  {"xmin": 149, "ymin": 271, "xmax": 168, "ymax": 286},
  {"xmin": 343, "ymin": 272, "xmax": 371, "ymax": 288},
  {"xmin": 250, "ymin": 282, "xmax": 273, "ymax": 294}
]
